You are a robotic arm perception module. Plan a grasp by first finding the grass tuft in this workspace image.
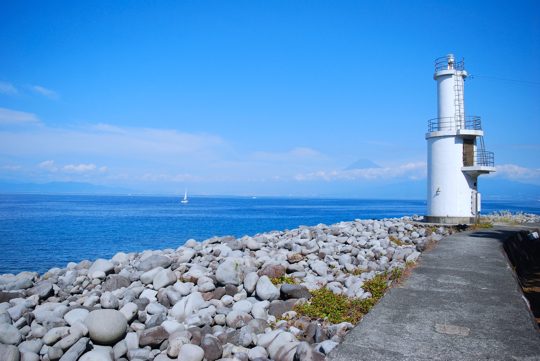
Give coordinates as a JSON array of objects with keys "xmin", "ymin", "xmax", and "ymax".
[
  {"xmin": 271, "ymin": 275, "xmax": 298, "ymax": 285},
  {"xmin": 293, "ymin": 288, "xmax": 365, "ymax": 324},
  {"xmin": 389, "ymin": 235, "xmax": 405, "ymax": 246}
]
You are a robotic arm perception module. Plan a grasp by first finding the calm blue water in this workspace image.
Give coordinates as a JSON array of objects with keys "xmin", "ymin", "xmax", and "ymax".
[{"xmin": 0, "ymin": 194, "xmax": 538, "ymax": 275}]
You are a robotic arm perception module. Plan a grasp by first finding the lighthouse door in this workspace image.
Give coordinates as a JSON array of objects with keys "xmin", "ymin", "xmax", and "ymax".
[{"xmin": 463, "ymin": 139, "xmax": 474, "ymax": 166}]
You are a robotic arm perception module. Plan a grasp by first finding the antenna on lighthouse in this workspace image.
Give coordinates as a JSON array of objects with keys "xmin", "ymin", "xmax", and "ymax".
[{"xmin": 426, "ymin": 54, "xmax": 495, "ymax": 224}]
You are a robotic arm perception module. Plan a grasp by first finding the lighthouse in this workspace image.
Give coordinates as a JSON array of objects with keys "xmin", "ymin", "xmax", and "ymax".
[{"xmin": 426, "ymin": 54, "xmax": 495, "ymax": 224}]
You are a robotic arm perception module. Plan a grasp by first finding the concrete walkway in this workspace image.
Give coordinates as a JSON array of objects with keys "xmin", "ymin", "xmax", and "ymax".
[{"xmin": 328, "ymin": 226, "xmax": 540, "ymax": 361}]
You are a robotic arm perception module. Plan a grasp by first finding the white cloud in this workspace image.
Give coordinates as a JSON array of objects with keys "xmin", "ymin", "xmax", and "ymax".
[
  {"xmin": 0, "ymin": 107, "xmax": 40, "ymax": 125},
  {"xmin": 38, "ymin": 160, "xmax": 107, "ymax": 174},
  {"xmin": 294, "ymin": 162, "xmax": 427, "ymax": 181},
  {"xmin": 38, "ymin": 160, "xmax": 58, "ymax": 172},
  {"xmin": 63, "ymin": 163, "xmax": 97, "ymax": 173},
  {"xmin": 491, "ymin": 164, "xmax": 540, "ymax": 184},
  {"xmin": 30, "ymin": 85, "xmax": 59, "ymax": 99},
  {"xmin": 0, "ymin": 82, "xmax": 17, "ymax": 95}
]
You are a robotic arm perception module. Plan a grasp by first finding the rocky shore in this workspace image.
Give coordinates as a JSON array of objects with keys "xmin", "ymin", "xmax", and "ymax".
[{"xmin": 0, "ymin": 213, "xmax": 536, "ymax": 361}]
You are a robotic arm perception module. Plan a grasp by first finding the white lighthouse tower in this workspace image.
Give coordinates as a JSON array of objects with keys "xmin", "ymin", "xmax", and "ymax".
[{"xmin": 426, "ymin": 54, "xmax": 495, "ymax": 224}]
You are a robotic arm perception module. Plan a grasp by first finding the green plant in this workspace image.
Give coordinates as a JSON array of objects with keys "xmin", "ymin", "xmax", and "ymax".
[
  {"xmin": 362, "ymin": 273, "xmax": 389, "ymax": 300},
  {"xmin": 294, "ymin": 288, "xmax": 365, "ymax": 324},
  {"xmin": 348, "ymin": 268, "xmax": 366, "ymax": 276},
  {"xmin": 388, "ymin": 267, "xmax": 403, "ymax": 281},
  {"xmin": 271, "ymin": 275, "xmax": 297, "ymax": 285},
  {"xmin": 471, "ymin": 221, "xmax": 493, "ymax": 230}
]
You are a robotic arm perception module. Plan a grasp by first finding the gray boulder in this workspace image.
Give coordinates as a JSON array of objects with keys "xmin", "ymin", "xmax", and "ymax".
[
  {"xmin": 280, "ymin": 284, "xmax": 311, "ymax": 300},
  {"xmin": 136, "ymin": 255, "xmax": 171, "ymax": 272},
  {"xmin": 85, "ymin": 310, "xmax": 127, "ymax": 345}
]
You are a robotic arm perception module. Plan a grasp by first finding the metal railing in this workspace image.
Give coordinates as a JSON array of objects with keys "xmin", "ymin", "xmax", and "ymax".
[
  {"xmin": 428, "ymin": 116, "xmax": 482, "ymax": 132},
  {"xmin": 476, "ymin": 150, "xmax": 494, "ymax": 167},
  {"xmin": 463, "ymin": 149, "xmax": 495, "ymax": 167},
  {"xmin": 434, "ymin": 56, "xmax": 465, "ymax": 72}
]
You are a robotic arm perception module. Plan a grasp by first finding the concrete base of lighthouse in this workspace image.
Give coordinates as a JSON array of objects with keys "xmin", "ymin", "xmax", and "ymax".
[{"xmin": 424, "ymin": 215, "xmax": 476, "ymax": 225}]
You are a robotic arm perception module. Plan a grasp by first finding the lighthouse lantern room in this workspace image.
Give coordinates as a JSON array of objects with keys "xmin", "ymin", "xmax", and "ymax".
[{"xmin": 426, "ymin": 54, "xmax": 495, "ymax": 224}]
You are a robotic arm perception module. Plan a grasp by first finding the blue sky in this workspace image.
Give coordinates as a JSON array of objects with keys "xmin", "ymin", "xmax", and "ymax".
[{"xmin": 0, "ymin": 0, "xmax": 539, "ymax": 197}]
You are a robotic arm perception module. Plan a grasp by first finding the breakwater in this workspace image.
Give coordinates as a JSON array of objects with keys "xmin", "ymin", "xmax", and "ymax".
[{"xmin": 0, "ymin": 213, "xmax": 538, "ymax": 361}]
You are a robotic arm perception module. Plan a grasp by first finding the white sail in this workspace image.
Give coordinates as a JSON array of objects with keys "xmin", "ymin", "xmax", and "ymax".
[{"xmin": 181, "ymin": 189, "xmax": 188, "ymax": 204}]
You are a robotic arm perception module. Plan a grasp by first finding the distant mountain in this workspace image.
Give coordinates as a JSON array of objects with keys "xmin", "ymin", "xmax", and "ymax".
[
  {"xmin": 344, "ymin": 159, "xmax": 380, "ymax": 170},
  {"xmin": 0, "ymin": 181, "xmax": 132, "ymax": 195}
]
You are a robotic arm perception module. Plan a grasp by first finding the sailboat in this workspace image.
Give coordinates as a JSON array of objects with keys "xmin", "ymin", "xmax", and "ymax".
[{"xmin": 181, "ymin": 189, "xmax": 189, "ymax": 204}]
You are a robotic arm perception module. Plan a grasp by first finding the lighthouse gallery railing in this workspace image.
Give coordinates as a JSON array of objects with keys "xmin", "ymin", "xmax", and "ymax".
[
  {"xmin": 463, "ymin": 149, "xmax": 495, "ymax": 167},
  {"xmin": 428, "ymin": 116, "xmax": 482, "ymax": 132}
]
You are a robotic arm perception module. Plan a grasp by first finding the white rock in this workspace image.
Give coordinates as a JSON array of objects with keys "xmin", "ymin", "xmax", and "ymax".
[
  {"xmin": 221, "ymin": 295, "xmax": 234, "ymax": 306},
  {"xmin": 119, "ymin": 302, "xmax": 138, "ymax": 321},
  {"xmin": 88, "ymin": 259, "xmax": 114, "ymax": 279},
  {"xmin": 170, "ymin": 292, "xmax": 206, "ymax": 322},
  {"xmin": 112, "ymin": 340, "xmax": 127, "ymax": 359},
  {"xmin": 215, "ymin": 257, "xmax": 244, "ymax": 285},
  {"xmin": 406, "ymin": 251, "xmax": 421, "ymax": 263},
  {"xmin": 140, "ymin": 267, "xmax": 163, "ymax": 284},
  {"xmin": 79, "ymin": 348, "xmax": 113, "ymax": 361},
  {"xmin": 177, "ymin": 248, "xmax": 196, "ymax": 263},
  {"xmin": 64, "ymin": 308, "xmax": 89, "ymax": 326},
  {"xmin": 248, "ymin": 345, "xmax": 269, "ymax": 360},
  {"xmin": 251, "ymin": 300, "xmax": 270, "ymax": 319},
  {"xmin": 198, "ymin": 282, "xmax": 215, "ymax": 293},
  {"xmin": 33, "ymin": 302, "xmax": 68, "ymax": 323},
  {"xmin": 178, "ymin": 344, "xmax": 204, "ymax": 361},
  {"xmin": 214, "ymin": 314, "xmax": 226, "ymax": 325},
  {"xmin": 139, "ymin": 289, "xmax": 158, "ymax": 302},
  {"xmin": 42, "ymin": 326, "xmax": 70, "ymax": 345},
  {"xmin": 125, "ymin": 332, "xmax": 139, "ymax": 350},
  {"xmin": 161, "ymin": 320, "xmax": 183, "ymax": 334},
  {"xmin": 146, "ymin": 302, "xmax": 167, "ymax": 315},
  {"xmin": 112, "ymin": 252, "xmax": 129, "ymax": 265},
  {"xmin": 243, "ymin": 272, "xmax": 259, "ymax": 294},
  {"xmin": 0, "ymin": 323, "xmax": 22, "ymax": 344},
  {"xmin": 18, "ymin": 339, "xmax": 43, "ymax": 354},
  {"xmin": 233, "ymin": 300, "xmax": 253, "ymax": 314},
  {"xmin": 100, "ymin": 292, "xmax": 119, "ymax": 309},
  {"xmin": 153, "ymin": 268, "xmax": 177, "ymax": 290},
  {"xmin": 255, "ymin": 276, "xmax": 279, "ymax": 301},
  {"xmin": 173, "ymin": 282, "xmax": 193, "ymax": 296},
  {"xmin": 310, "ymin": 260, "xmax": 328, "ymax": 276}
]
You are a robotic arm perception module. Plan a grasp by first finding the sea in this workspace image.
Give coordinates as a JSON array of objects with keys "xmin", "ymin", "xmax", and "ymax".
[{"xmin": 0, "ymin": 194, "xmax": 538, "ymax": 275}]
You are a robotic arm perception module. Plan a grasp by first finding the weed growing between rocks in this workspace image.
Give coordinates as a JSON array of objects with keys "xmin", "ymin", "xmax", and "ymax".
[
  {"xmin": 389, "ymin": 235, "xmax": 405, "ymax": 246},
  {"xmin": 271, "ymin": 275, "xmax": 298, "ymax": 285},
  {"xmin": 294, "ymin": 288, "xmax": 366, "ymax": 324},
  {"xmin": 294, "ymin": 262, "xmax": 415, "ymax": 325},
  {"xmin": 471, "ymin": 222, "xmax": 493, "ymax": 230}
]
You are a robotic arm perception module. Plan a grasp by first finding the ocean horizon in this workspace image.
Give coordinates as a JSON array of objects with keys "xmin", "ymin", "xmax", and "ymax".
[{"xmin": 1, "ymin": 193, "xmax": 538, "ymax": 275}]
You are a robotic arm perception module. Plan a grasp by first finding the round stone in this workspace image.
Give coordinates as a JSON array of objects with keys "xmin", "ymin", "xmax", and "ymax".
[
  {"xmin": 85, "ymin": 309, "xmax": 127, "ymax": 345},
  {"xmin": 0, "ymin": 323, "xmax": 22, "ymax": 345},
  {"xmin": 64, "ymin": 308, "xmax": 90, "ymax": 326},
  {"xmin": 178, "ymin": 344, "xmax": 204, "ymax": 361}
]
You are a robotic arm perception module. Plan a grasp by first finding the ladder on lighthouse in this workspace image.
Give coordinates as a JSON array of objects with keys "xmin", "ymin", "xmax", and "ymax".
[{"xmin": 453, "ymin": 73, "xmax": 464, "ymax": 129}]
